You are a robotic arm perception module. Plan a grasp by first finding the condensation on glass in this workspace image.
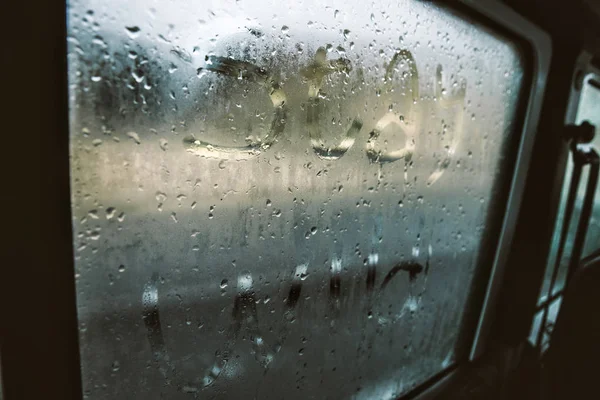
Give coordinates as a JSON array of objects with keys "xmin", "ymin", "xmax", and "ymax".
[
  {"xmin": 67, "ymin": 0, "xmax": 525, "ymax": 398},
  {"xmin": 539, "ymin": 74, "xmax": 600, "ymax": 305}
]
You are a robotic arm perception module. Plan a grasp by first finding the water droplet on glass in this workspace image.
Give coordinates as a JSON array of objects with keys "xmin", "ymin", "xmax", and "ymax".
[
  {"xmin": 131, "ymin": 70, "xmax": 144, "ymax": 83},
  {"xmin": 92, "ymin": 35, "xmax": 106, "ymax": 47},
  {"xmin": 156, "ymin": 192, "xmax": 167, "ymax": 202},
  {"xmin": 111, "ymin": 361, "xmax": 120, "ymax": 372},
  {"xmin": 105, "ymin": 207, "xmax": 116, "ymax": 219},
  {"xmin": 281, "ymin": 25, "xmax": 289, "ymax": 34},
  {"xmin": 266, "ymin": 199, "xmax": 272, "ymax": 207},
  {"xmin": 412, "ymin": 246, "xmax": 420, "ymax": 257},
  {"xmin": 171, "ymin": 212, "xmax": 178, "ymax": 223},
  {"xmin": 159, "ymin": 138, "xmax": 168, "ymax": 151},
  {"xmin": 89, "ymin": 229, "xmax": 101, "ymax": 241},
  {"xmin": 220, "ymin": 279, "xmax": 228, "ymax": 289},
  {"xmin": 125, "ymin": 26, "xmax": 141, "ymax": 39},
  {"xmin": 127, "ymin": 131, "xmax": 141, "ymax": 144},
  {"xmin": 196, "ymin": 68, "xmax": 207, "ymax": 79},
  {"xmin": 118, "ymin": 264, "xmax": 126, "ymax": 273}
]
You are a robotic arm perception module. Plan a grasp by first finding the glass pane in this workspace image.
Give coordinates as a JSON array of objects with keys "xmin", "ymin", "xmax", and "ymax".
[
  {"xmin": 539, "ymin": 74, "xmax": 600, "ymax": 304},
  {"xmin": 68, "ymin": 0, "xmax": 525, "ymax": 398}
]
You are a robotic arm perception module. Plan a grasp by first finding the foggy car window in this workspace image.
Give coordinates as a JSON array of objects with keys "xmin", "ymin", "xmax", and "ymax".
[{"xmin": 68, "ymin": 0, "xmax": 525, "ymax": 398}]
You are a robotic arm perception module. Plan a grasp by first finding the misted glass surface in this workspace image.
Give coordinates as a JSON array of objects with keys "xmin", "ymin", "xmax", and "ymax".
[
  {"xmin": 68, "ymin": 0, "xmax": 525, "ymax": 398},
  {"xmin": 540, "ymin": 75, "xmax": 600, "ymax": 304}
]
